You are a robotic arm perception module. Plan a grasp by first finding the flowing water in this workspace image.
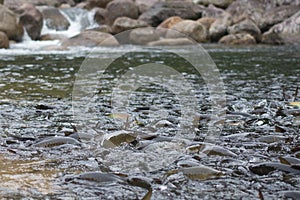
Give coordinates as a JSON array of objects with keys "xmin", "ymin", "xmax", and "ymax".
[{"xmin": 0, "ymin": 44, "xmax": 299, "ymax": 199}]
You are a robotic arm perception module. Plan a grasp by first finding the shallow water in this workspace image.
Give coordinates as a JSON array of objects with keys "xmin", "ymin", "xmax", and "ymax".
[{"xmin": 0, "ymin": 44, "xmax": 299, "ymax": 199}]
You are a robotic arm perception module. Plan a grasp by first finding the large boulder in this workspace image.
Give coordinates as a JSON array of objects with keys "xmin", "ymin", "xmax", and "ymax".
[
  {"xmin": 197, "ymin": 17, "xmax": 216, "ymax": 31},
  {"xmin": 135, "ymin": 0, "xmax": 159, "ymax": 13},
  {"xmin": 226, "ymin": 0, "xmax": 265, "ymax": 25},
  {"xmin": 228, "ymin": 18, "xmax": 261, "ymax": 42},
  {"xmin": 93, "ymin": 7, "xmax": 108, "ymax": 25},
  {"xmin": 62, "ymin": 30, "xmax": 119, "ymax": 47},
  {"xmin": 166, "ymin": 20, "xmax": 208, "ymax": 43},
  {"xmin": 85, "ymin": 0, "xmax": 113, "ymax": 9},
  {"xmin": 0, "ymin": 5, "xmax": 24, "ymax": 41},
  {"xmin": 106, "ymin": 0, "xmax": 139, "ymax": 25},
  {"xmin": 0, "ymin": 31, "xmax": 9, "ymax": 49},
  {"xmin": 194, "ymin": 0, "xmax": 234, "ymax": 9},
  {"xmin": 259, "ymin": 5, "xmax": 300, "ymax": 32},
  {"xmin": 112, "ymin": 17, "xmax": 148, "ymax": 34},
  {"xmin": 219, "ymin": 33, "xmax": 256, "ymax": 45},
  {"xmin": 129, "ymin": 27, "xmax": 159, "ymax": 45},
  {"xmin": 39, "ymin": 7, "xmax": 70, "ymax": 30},
  {"xmin": 138, "ymin": 1, "xmax": 204, "ymax": 27},
  {"xmin": 15, "ymin": 4, "xmax": 43, "ymax": 40},
  {"xmin": 209, "ymin": 12, "xmax": 232, "ymax": 41},
  {"xmin": 262, "ymin": 10, "xmax": 300, "ymax": 44},
  {"xmin": 148, "ymin": 38, "xmax": 195, "ymax": 46}
]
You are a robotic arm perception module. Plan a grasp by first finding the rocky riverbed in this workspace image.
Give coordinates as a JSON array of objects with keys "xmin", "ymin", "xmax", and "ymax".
[{"xmin": 0, "ymin": 0, "xmax": 299, "ymax": 49}]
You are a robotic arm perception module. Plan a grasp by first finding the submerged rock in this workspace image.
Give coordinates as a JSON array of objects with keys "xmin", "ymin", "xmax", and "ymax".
[
  {"xmin": 283, "ymin": 191, "xmax": 300, "ymax": 200},
  {"xmin": 77, "ymin": 172, "xmax": 121, "ymax": 183},
  {"xmin": 101, "ymin": 130, "xmax": 137, "ymax": 148},
  {"xmin": 249, "ymin": 162, "xmax": 300, "ymax": 175},
  {"xmin": 34, "ymin": 136, "xmax": 81, "ymax": 147}
]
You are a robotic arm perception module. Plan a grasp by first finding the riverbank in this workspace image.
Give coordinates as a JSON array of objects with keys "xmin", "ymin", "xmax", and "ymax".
[{"xmin": 0, "ymin": 0, "xmax": 299, "ymax": 49}]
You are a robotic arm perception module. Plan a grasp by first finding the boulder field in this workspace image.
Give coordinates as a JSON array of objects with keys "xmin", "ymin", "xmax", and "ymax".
[{"xmin": 0, "ymin": 0, "xmax": 299, "ymax": 48}]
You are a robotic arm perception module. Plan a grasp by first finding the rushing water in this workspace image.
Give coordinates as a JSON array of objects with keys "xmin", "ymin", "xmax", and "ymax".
[{"xmin": 0, "ymin": 44, "xmax": 299, "ymax": 199}]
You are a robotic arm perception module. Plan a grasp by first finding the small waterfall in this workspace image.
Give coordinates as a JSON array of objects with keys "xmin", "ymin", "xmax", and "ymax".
[{"xmin": 41, "ymin": 8, "xmax": 99, "ymax": 38}]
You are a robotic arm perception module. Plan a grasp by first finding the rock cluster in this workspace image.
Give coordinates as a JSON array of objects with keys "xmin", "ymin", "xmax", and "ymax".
[{"xmin": 0, "ymin": 0, "xmax": 299, "ymax": 49}]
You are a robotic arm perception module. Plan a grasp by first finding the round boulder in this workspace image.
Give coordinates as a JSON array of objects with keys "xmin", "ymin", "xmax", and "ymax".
[
  {"xmin": 157, "ymin": 16, "xmax": 183, "ymax": 37},
  {"xmin": 0, "ymin": 5, "xmax": 24, "ymax": 41},
  {"xmin": 228, "ymin": 18, "xmax": 261, "ymax": 42},
  {"xmin": 62, "ymin": 30, "xmax": 119, "ymax": 47},
  {"xmin": 16, "ymin": 4, "xmax": 43, "ymax": 40},
  {"xmin": 0, "ymin": 31, "xmax": 9, "ymax": 49},
  {"xmin": 166, "ymin": 20, "xmax": 208, "ymax": 43},
  {"xmin": 106, "ymin": 0, "xmax": 139, "ymax": 25},
  {"xmin": 112, "ymin": 17, "xmax": 148, "ymax": 34},
  {"xmin": 85, "ymin": 0, "xmax": 114, "ymax": 9},
  {"xmin": 219, "ymin": 33, "xmax": 256, "ymax": 45},
  {"xmin": 39, "ymin": 6, "xmax": 70, "ymax": 31},
  {"xmin": 129, "ymin": 27, "xmax": 159, "ymax": 45},
  {"xmin": 93, "ymin": 7, "xmax": 108, "ymax": 25}
]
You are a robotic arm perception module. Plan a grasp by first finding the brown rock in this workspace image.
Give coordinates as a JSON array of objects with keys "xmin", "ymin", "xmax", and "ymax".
[
  {"xmin": 16, "ymin": 4, "xmax": 43, "ymax": 40},
  {"xmin": 219, "ymin": 33, "xmax": 256, "ymax": 45},
  {"xmin": 0, "ymin": 31, "xmax": 9, "ymax": 49},
  {"xmin": 0, "ymin": 5, "xmax": 24, "ymax": 41},
  {"xmin": 112, "ymin": 17, "xmax": 148, "ymax": 34},
  {"xmin": 194, "ymin": 0, "xmax": 234, "ymax": 8},
  {"xmin": 202, "ymin": 4, "xmax": 227, "ymax": 18},
  {"xmin": 138, "ymin": 1, "xmax": 204, "ymax": 27},
  {"xmin": 135, "ymin": 0, "xmax": 158, "ymax": 13},
  {"xmin": 166, "ymin": 20, "xmax": 208, "ymax": 43},
  {"xmin": 93, "ymin": 7, "xmax": 108, "ymax": 25},
  {"xmin": 39, "ymin": 33, "xmax": 68, "ymax": 41},
  {"xmin": 156, "ymin": 16, "xmax": 183, "ymax": 37},
  {"xmin": 39, "ymin": 7, "xmax": 70, "ymax": 31},
  {"xmin": 262, "ymin": 10, "xmax": 300, "ymax": 44},
  {"xmin": 62, "ymin": 30, "xmax": 119, "ymax": 47},
  {"xmin": 93, "ymin": 25, "xmax": 112, "ymax": 33},
  {"xmin": 148, "ymin": 38, "xmax": 195, "ymax": 46},
  {"xmin": 129, "ymin": 27, "xmax": 159, "ymax": 45},
  {"xmin": 86, "ymin": 0, "xmax": 113, "ymax": 9},
  {"xmin": 228, "ymin": 18, "xmax": 261, "ymax": 42},
  {"xmin": 106, "ymin": 0, "xmax": 139, "ymax": 25},
  {"xmin": 197, "ymin": 17, "xmax": 216, "ymax": 30}
]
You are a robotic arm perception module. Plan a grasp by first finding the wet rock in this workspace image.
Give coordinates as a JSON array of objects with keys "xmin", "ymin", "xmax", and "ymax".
[
  {"xmin": 34, "ymin": 136, "xmax": 81, "ymax": 147},
  {"xmin": 249, "ymin": 162, "xmax": 300, "ymax": 175},
  {"xmin": 16, "ymin": 4, "xmax": 43, "ymax": 40},
  {"xmin": 181, "ymin": 165, "xmax": 223, "ymax": 180},
  {"xmin": 259, "ymin": 5, "xmax": 300, "ymax": 32},
  {"xmin": 0, "ymin": 5, "xmax": 24, "ymax": 41},
  {"xmin": 262, "ymin": 10, "xmax": 300, "ymax": 44},
  {"xmin": 112, "ymin": 17, "xmax": 148, "ymax": 34},
  {"xmin": 219, "ymin": 33, "xmax": 256, "ymax": 45},
  {"xmin": 39, "ymin": 6, "xmax": 70, "ymax": 31},
  {"xmin": 148, "ymin": 38, "xmax": 195, "ymax": 46},
  {"xmin": 0, "ymin": 31, "xmax": 9, "ymax": 49},
  {"xmin": 135, "ymin": 0, "xmax": 158, "ymax": 13},
  {"xmin": 85, "ymin": 0, "xmax": 113, "ymax": 9},
  {"xmin": 209, "ymin": 11, "xmax": 232, "ymax": 41},
  {"xmin": 93, "ymin": 7, "xmax": 108, "ymax": 25},
  {"xmin": 129, "ymin": 27, "xmax": 159, "ymax": 45},
  {"xmin": 156, "ymin": 16, "xmax": 183, "ymax": 37},
  {"xmin": 61, "ymin": 30, "xmax": 119, "ymax": 47},
  {"xmin": 138, "ymin": 1, "xmax": 204, "ymax": 27},
  {"xmin": 228, "ymin": 18, "xmax": 261, "ymax": 42},
  {"xmin": 194, "ymin": 0, "xmax": 234, "ymax": 8},
  {"xmin": 101, "ymin": 130, "xmax": 137, "ymax": 148},
  {"xmin": 106, "ymin": 0, "xmax": 139, "ymax": 25},
  {"xmin": 165, "ymin": 20, "xmax": 208, "ymax": 43},
  {"xmin": 196, "ymin": 17, "xmax": 216, "ymax": 31}
]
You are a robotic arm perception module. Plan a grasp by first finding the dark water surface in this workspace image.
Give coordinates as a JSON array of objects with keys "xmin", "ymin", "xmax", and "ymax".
[{"xmin": 0, "ymin": 45, "xmax": 299, "ymax": 199}]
